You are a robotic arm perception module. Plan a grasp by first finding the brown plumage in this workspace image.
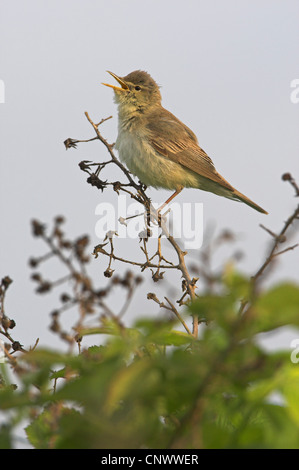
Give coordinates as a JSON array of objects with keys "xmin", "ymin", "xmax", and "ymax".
[{"xmin": 103, "ymin": 70, "xmax": 268, "ymax": 214}]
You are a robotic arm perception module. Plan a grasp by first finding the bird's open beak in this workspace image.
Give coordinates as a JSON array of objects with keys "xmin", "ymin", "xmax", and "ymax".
[{"xmin": 102, "ymin": 71, "xmax": 129, "ymax": 92}]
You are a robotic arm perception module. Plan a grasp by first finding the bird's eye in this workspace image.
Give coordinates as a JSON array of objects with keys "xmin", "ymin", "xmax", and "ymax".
[{"xmin": 135, "ymin": 85, "xmax": 141, "ymax": 91}]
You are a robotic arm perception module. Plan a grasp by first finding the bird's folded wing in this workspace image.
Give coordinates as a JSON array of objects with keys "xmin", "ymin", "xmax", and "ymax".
[{"xmin": 147, "ymin": 110, "xmax": 234, "ymax": 191}]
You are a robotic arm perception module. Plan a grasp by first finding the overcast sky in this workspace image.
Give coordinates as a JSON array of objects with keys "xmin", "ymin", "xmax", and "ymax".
[{"xmin": 1, "ymin": 0, "xmax": 299, "ymax": 351}]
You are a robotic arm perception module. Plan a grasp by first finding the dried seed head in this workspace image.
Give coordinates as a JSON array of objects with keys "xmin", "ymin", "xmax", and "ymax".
[
  {"xmin": 282, "ymin": 173, "xmax": 292, "ymax": 181},
  {"xmin": 12, "ymin": 341, "xmax": 22, "ymax": 351},
  {"xmin": 104, "ymin": 268, "xmax": 114, "ymax": 278},
  {"xmin": 31, "ymin": 220, "xmax": 45, "ymax": 237}
]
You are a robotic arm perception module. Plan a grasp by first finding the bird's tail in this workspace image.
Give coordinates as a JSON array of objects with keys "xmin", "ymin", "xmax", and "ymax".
[{"xmin": 232, "ymin": 189, "xmax": 268, "ymax": 214}]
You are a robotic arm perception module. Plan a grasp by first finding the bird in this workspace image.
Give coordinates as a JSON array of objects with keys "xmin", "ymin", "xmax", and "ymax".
[{"xmin": 102, "ymin": 70, "xmax": 268, "ymax": 214}]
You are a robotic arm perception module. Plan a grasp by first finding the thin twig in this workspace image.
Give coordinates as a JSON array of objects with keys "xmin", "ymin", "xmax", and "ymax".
[
  {"xmin": 253, "ymin": 205, "xmax": 299, "ymax": 282},
  {"xmin": 64, "ymin": 113, "xmax": 207, "ymax": 336}
]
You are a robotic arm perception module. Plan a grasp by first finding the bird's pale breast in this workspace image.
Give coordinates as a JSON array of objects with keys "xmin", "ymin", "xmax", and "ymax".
[{"xmin": 115, "ymin": 127, "xmax": 199, "ymax": 190}]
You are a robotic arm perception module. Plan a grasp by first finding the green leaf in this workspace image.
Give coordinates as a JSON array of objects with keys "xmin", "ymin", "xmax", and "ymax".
[
  {"xmin": 222, "ymin": 265, "xmax": 251, "ymax": 300},
  {"xmin": 253, "ymin": 283, "xmax": 299, "ymax": 333},
  {"xmin": 0, "ymin": 424, "xmax": 12, "ymax": 449},
  {"xmin": 189, "ymin": 294, "xmax": 236, "ymax": 324},
  {"xmin": 25, "ymin": 407, "xmax": 56, "ymax": 449},
  {"xmin": 50, "ymin": 367, "xmax": 67, "ymax": 380},
  {"xmin": 281, "ymin": 367, "xmax": 299, "ymax": 426}
]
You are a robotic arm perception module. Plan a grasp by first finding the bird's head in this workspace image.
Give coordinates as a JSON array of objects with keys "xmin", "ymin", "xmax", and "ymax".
[{"xmin": 102, "ymin": 70, "xmax": 161, "ymax": 115}]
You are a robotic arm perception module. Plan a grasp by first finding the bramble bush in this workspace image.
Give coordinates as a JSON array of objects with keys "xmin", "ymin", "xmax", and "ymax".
[
  {"xmin": 1, "ymin": 115, "xmax": 298, "ymax": 449},
  {"xmin": 1, "ymin": 271, "xmax": 299, "ymax": 449}
]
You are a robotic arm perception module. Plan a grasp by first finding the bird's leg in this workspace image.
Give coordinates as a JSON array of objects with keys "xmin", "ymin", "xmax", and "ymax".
[
  {"xmin": 158, "ymin": 187, "xmax": 183, "ymax": 213},
  {"xmin": 156, "ymin": 187, "xmax": 183, "ymax": 225}
]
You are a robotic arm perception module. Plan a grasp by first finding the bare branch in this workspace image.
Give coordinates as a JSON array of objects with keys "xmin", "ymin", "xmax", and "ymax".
[{"xmin": 65, "ymin": 113, "xmax": 201, "ymax": 335}]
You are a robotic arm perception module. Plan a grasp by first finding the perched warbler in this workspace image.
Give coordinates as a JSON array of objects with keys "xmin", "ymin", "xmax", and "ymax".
[{"xmin": 103, "ymin": 70, "xmax": 267, "ymax": 214}]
